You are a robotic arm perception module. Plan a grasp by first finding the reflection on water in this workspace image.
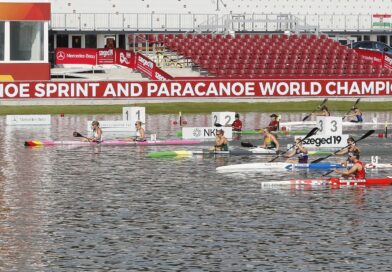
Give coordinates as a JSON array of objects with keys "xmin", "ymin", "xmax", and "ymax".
[{"xmin": 0, "ymin": 113, "xmax": 392, "ymax": 271}]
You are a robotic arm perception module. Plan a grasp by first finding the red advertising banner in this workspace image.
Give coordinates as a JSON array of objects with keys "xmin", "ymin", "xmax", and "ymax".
[
  {"xmin": 55, "ymin": 48, "xmax": 97, "ymax": 65},
  {"xmin": 115, "ymin": 49, "xmax": 135, "ymax": 68},
  {"xmin": 153, "ymin": 68, "xmax": 173, "ymax": 81},
  {"xmin": 97, "ymin": 49, "xmax": 115, "ymax": 65},
  {"xmin": 136, "ymin": 53, "xmax": 155, "ymax": 78},
  {"xmin": 355, "ymin": 48, "xmax": 392, "ymax": 71},
  {"xmin": 1, "ymin": 79, "xmax": 392, "ymax": 99}
]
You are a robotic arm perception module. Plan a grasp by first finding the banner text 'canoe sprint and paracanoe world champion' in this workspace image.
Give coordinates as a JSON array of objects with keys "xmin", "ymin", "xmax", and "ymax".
[{"xmin": 1, "ymin": 79, "xmax": 392, "ymax": 99}]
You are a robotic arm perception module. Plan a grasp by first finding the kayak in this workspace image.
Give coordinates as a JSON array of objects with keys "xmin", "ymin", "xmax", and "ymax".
[
  {"xmin": 148, "ymin": 148, "xmax": 331, "ymax": 158},
  {"xmin": 175, "ymin": 129, "xmax": 307, "ymax": 137},
  {"xmin": 217, "ymin": 162, "xmax": 345, "ymax": 171},
  {"xmin": 217, "ymin": 162, "xmax": 392, "ymax": 172},
  {"xmin": 280, "ymin": 121, "xmax": 392, "ymax": 129},
  {"xmin": 261, "ymin": 177, "xmax": 392, "ymax": 188},
  {"xmin": 148, "ymin": 147, "xmax": 276, "ymax": 158},
  {"xmin": 24, "ymin": 139, "xmax": 202, "ymax": 146}
]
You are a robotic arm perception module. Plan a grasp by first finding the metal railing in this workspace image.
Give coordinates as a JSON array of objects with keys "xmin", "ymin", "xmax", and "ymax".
[{"xmin": 51, "ymin": 13, "xmax": 392, "ymax": 33}]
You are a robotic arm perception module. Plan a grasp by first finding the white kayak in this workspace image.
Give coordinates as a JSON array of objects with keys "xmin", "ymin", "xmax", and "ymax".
[
  {"xmin": 216, "ymin": 162, "xmax": 392, "ymax": 172},
  {"xmin": 280, "ymin": 120, "xmax": 391, "ymax": 128}
]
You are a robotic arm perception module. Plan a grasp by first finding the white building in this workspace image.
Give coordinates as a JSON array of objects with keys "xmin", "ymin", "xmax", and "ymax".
[{"xmin": 49, "ymin": 0, "xmax": 392, "ymax": 51}]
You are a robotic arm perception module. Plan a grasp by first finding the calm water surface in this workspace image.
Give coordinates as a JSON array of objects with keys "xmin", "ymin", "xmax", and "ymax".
[{"xmin": 1, "ymin": 112, "xmax": 392, "ymax": 271}]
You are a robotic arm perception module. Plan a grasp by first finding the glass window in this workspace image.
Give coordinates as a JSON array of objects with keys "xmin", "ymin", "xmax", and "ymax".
[
  {"xmin": 10, "ymin": 21, "xmax": 44, "ymax": 61},
  {"xmin": 56, "ymin": 34, "xmax": 68, "ymax": 47},
  {"xmin": 0, "ymin": 22, "xmax": 4, "ymax": 61},
  {"xmin": 85, "ymin": 35, "xmax": 97, "ymax": 48}
]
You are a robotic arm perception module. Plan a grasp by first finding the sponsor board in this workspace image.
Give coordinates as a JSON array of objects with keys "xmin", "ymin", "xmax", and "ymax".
[
  {"xmin": 182, "ymin": 127, "xmax": 233, "ymax": 139},
  {"xmin": 55, "ymin": 48, "xmax": 97, "ymax": 65},
  {"xmin": 87, "ymin": 120, "xmax": 136, "ymax": 132},
  {"xmin": 295, "ymin": 134, "xmax": 349, "ymax": 148},
  {"xmin": 6, "ymin": 114, "xmax": 51, "ymax": 125},
  {"xmin": 2, "ymin": 79, "xmax": 392, "ymax": 99},
  {"xmin": 97, "ymin": 49, "xmax": 115, "ymax": 64}
]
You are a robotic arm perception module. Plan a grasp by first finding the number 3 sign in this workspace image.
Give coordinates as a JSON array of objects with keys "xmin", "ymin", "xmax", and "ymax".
[{"xmin": 316, "ymin": 116, "xmax": 342, "ymax": 136}]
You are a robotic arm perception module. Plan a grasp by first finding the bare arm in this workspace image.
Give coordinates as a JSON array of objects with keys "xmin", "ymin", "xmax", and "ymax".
[{"xmin": 335, "ymin": 164, "xmax": 360, "ymax": 176}]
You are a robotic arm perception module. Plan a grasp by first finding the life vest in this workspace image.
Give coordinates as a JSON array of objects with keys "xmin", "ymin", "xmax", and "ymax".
[
  {"xmin": 296, "ymin": 147, "xmax": 308, "ymax": 163},
  {"xmin": 264, "ymin": 135, "xmax": 276, "ymax": 149},
  {"xmin": 354, "ymin": 160, "xmax": 366, "ymax": 179}
]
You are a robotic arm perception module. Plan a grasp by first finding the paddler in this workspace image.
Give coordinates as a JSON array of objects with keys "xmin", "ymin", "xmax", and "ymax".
[
  {"xmin": 345, "ymin": 107, "xmax": 363, "ymax": 123},
  {"xmin": 267, "ymin": 113, "xmax": 279, "ymax": 131},
  {"xmin": 260, "ymin": 128, "xmax": 280, "ymax": 153},
  {"xmin": 131, "ymin": 121, "xmax": 146, "ymax": 141},
  {"xmin": 285, "ymin": 137, "xmax": 308, "ymax": 163},
  {"xmin": 313, "ymin": 105, "xmax": 330, "ymax": 116},
  {"xmin": 231, "ymin": 113, "xmax": 243, "ymax": 131},
  {"xmin": 336, "ymin": 136, "xmax": 360, "ymax": 167},
  {"xmin": 85, "ymin": 120, "xmax": 103, "ymax": 142},
  {"xmin": 334, "ymin": 150, "xmax": 365, "ymax": 179},
  {"xmin": 213, "ymin": 129, "xmax": 229, "ymax": 151}
]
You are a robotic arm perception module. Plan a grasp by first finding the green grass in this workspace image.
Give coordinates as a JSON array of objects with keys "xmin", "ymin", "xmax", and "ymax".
[{"xmin": 1, "ymin": 101, "xmax": 392, "ymax": 115}]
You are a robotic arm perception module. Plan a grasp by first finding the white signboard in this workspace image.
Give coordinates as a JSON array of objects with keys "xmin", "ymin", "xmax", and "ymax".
[
  {"xmin": 211, "ymin": 112, "xmax": 235, "ymax": 127},
  {"xmin": 182, "ymin": 127, "xmax": 233, "ymax": 140},
  {"xmin": 123, "ymin": 107, "xmax": 145, "ymax": 123},
  {"xmin": 87, "ymin": 120, "xmax": 135, "ymax": 132},
  {"xmin": 316, "ymin": 116, "xmax": 342, "ymax": 136},
  {"xmin": 295, "ymin": 134, "xmax": 349, "ymax": 149},
  {"xmin": 6, "ymin": 115, "xmax": 51, "ymax": 125}
]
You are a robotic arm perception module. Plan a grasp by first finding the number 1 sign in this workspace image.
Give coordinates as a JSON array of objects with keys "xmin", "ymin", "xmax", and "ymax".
[{"xmin": 123, "ymin": 107, "xmax": 146, "ymax": 125}]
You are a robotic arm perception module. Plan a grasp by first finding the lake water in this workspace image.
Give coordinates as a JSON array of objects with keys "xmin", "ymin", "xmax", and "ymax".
[{"xmin": 1, "ymin": 112, "xmax": 392, "ymax": 271}]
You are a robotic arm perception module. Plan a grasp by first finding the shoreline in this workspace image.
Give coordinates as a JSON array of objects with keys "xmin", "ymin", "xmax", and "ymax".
[{"xmin": 1, "ymin": 100, "xmax": 392, "ymax": 115}]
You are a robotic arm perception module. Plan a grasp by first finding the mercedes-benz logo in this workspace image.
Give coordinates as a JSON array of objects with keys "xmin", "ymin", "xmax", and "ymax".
[
  {"xmin": 193, "ymin": 128, "xmax": 201, "ymax": 137},
  {"xmin": 56, "ymin": 51, "xmax": 65, "ymax": 61}
]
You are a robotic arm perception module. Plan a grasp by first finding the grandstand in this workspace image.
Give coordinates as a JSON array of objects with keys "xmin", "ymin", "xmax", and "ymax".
[
  {"xmin": 161, "ymin": 33, "xmax": 390, "ymax": 78},
  {"xmin": 47, "ymin": 0, "xmax": 392, "ymax": 80}
]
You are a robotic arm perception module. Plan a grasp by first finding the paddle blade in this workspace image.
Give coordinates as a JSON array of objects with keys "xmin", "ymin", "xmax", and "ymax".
[
  {"xmin": 304, "ymin": 127, "xmax": 319, "ymax": 139},
  {"xmin": 357, "ymin": 129, "xmax": 375, "ymax": 141},
  {"xmin": 241, "ymin": 142, "xmax": 255, "ymax": 148},
  {"xmin": 73, "ymin": 132, "xmax": 84, "ymax": 137},
  {"xmin": 322, "ymin": 170, "xmax": 334, "ymax": 177},
  {"xmin": 214, "ymin": 123, "xmax": 222, "ymax": 127},
  {"xmin": 302, "ymin": 114, "xmax": 311, "ymax": 122}
]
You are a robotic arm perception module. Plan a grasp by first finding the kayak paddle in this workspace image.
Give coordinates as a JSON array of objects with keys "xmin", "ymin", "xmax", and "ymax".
[
  {"xmin": 302, "ymin": 98, "xmax": 328, "ymax": 121},
  {"xmin": 73, "ymin": 131, "xmax": 90, "ymax": 141},
  {"xmin": 311, "ymin": 129, "xmax": 375, "ymax": 164},
  {"xmin": 342, "ymin": 98, "xmax": 360, "ymax": 120},
  {"xmin": 268, "ymin": 127, "xmax": 319, "ymax": 162},
  {"xmin": 322, "ymin": 170, "xmax": 335, "ymax": 177}
]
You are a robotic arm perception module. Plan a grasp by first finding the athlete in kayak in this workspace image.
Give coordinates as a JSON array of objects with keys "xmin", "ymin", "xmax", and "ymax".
[
  {"xmin": 285, "ymin": 138, "xmax": 308, "ymax": 163},
  {"xmin": 267, "ymin": 114, "xmax": 279, "ymax": 131},
  {"xmin": 336, "ymin": 136, "xmax": 361, "ymax": 167},
  {"xmin": 345, "ymin": 107, "xmax": 363, "ymax": 123},
  {"xmin": 232, "ymin": 113, "xmax": 243, "ymax": 131},
  {"xmin": 213, "ymin": 129, "xmax": 229, "ymax": 151},
  {"xmin": 260, "ymin": 128, "xmax": 280, "ymax": 152},
  {"xmin": 334, "ymin": 150, "xmax": 365, "ymax": 179},
  {"xmin": 130, "ymin": 121, "xmax": 146, "ymax": 141},
  {"xmin": 313, "ymin": 105, "xmax": 330, "ymax": 116},
  {"xmin": 85, "ymin": 120, "xmax": 103, "ymax": 142}
]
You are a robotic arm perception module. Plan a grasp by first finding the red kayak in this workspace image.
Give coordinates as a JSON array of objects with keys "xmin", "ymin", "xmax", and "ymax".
[{"xmin": 261, "ymin": 177, "xmax": 392, "ymax": 188}]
